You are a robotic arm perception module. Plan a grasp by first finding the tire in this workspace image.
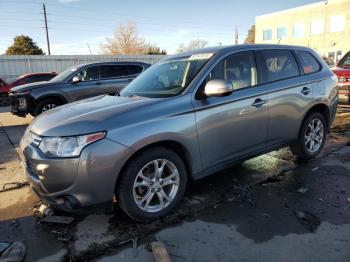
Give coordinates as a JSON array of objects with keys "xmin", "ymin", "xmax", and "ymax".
[
  {"xmin": 33, "ymin": 98, "xmax": 61, "ymax": 116},
  {"xmin": 0, "ymin": 93, "xmax": 10, "ymax": 106},
  {"xmin": 117, "ymin": 147, "xmax": 187, "ymax": 222},
  {"xmin": 290, "ymin": 112, "xmax": 327, "ymax": 160}
]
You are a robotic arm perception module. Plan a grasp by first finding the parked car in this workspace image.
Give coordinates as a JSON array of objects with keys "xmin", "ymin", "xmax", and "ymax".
[
  {"xmin": 0, "ymin": 72, "xmax": 57, "ymax": 106},
  {"xmin": 10, "ymin": 62, "xmax": 150, "ymax": 117},
  {"xmin": 21, "ymin": 45, "xmax": 338, "ymax": 221},
  {"xmin": 332, "ymin": 50, "xmax": 350, "ymax": 104}
]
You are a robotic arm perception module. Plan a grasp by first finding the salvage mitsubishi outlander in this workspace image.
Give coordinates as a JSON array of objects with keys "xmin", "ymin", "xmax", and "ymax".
[{"xmin": 20, "ymin": 45, "xmax": 338, "ymax": 221}]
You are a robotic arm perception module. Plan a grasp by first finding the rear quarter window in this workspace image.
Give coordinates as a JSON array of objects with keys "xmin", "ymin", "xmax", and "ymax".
[
  {"xmin": 128, "ymin": 65, "xmax": 143, "ymax": 75},
  {"xmin": 295, "ymin": 51, "xmax": 321, "ymax": 74},
  {"xmin": 100, "ymin": 65, "xmax": 129, "ymax": 79},
  {"xmin": 260, "ymin": 49, "xmax": 300, "ymax": 83}
]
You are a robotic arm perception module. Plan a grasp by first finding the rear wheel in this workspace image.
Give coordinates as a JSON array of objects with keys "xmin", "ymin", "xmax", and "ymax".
[
  {"xmin": 0, "ymin": 93, "xmax": 10, "ymax": 106},
  {"xmin": 290, "ymin": 112, "xmax": 327, "ymax": 160},
  {"xmin": 33, "ymin": 98, "xmax": 61, "ymax": 116},
  {"xmin": 117, "ymin": 147, "xmax": 187, "ymax": 222}
]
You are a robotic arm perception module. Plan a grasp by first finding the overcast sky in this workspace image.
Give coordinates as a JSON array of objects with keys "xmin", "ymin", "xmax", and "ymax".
[{"xmin": 0, "ymin": 0, "xmax": 321, "ymax": 55}]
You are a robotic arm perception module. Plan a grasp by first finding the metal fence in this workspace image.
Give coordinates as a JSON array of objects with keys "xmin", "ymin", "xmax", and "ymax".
[{"xmin": 0, "ymin": 55, "xmax": 166, "ymax": 82}]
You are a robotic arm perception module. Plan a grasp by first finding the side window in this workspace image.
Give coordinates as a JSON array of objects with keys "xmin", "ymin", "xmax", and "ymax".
[
  {"xmin": 0, "ymin": 79, "xmax": 5, "ymax": 87},
  {"xmin": 100, "ymin": 65, "xmax": 129, "ymax": 79},
  {"xmin": 128, "ymin": 65, "xmax": 143, "ymax": 75},
  {"xmin": 206, "ymin": 51, "xmax": 257, "ymax": 90},
  {"xmin": 75, "ymin": 66, "xmax": 100, "ymax": 81},
  {"xmin": 260, "ymin": 49, "xmax": 299, "ymax": 83},
  {"xmin": 38, "ymin": 75, "xmax": 55, "ymax": 81},
  {"xmin": 295, "ymin": 51, "xmax": 321, "ymax": 74}
]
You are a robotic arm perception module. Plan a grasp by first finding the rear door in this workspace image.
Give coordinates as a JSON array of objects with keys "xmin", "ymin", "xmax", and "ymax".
[
  {"xmin": 100, "ymin": 64, "xmax": 141, "ymax": 94},
  {"xmin": 256, "ymin": 49, "xmax": 318, "ymax": 145}
]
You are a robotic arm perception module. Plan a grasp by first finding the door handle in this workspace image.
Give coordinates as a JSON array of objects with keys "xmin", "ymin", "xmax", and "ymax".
[
  {"xmin": 252, "ymin": 98, "xmax": 267, "ymax": 108},
  {"xmin": 301, "ymin": 87, "xmax": 311, "ymax": 95},
  {"xmin": 95, "ymin": 81, "xmax": 102, "ymax": 85},
  {"xmin": 127, "ymin": 79, "xmax": 133, "ymax": 82}
]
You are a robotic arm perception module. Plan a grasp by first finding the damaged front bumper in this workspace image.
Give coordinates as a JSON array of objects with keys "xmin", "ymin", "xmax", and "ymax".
[{"xmin": 9, "ymin": 93, "xmax": 30, "ymax": 117}]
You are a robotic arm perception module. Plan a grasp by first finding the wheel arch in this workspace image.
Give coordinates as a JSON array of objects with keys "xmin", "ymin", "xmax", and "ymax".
[
  {"xmin": 33, "ymin": 94, "xmax": 67, "ymax": 107},
  {"xmin": 115, "ymin": 140, "xmax": 194, "ymax": 193}
]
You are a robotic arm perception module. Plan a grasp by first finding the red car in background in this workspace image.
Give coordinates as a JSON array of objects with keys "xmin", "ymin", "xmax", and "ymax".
[
  {"xmin": 332, "ymin": 51, "xmax": 350, "ymax": 104},
  {"xmin": 0, "ymin": 72, "xmax": 57, "ymax": 106}
]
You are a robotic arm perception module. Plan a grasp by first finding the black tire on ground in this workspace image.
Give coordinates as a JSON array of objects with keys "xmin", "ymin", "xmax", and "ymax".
[
  {"xmin": 117, "ymin": 147, "xmax": 187, "ymax": 222},
  {"xmin": 290, "ymin": 112, "xmax": 327, "ymax": 160},
  {"xmin": 33, "ymin": 98, "xmax": 61, "ymax": 116},
  {"xmin": 0, "ymin": 93, "xmax": 10, "ymax": 106}
]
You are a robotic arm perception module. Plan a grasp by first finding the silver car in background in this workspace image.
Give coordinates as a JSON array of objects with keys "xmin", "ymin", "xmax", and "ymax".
[{"xmin": 21, "ymin": 45, "xmax": 338, "ymax": 221}]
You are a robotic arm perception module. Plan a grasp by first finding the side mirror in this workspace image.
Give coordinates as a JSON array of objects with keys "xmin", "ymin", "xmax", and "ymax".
[
  {"xmin": 204, "ymin": 79, "xmax": 233, "ymax": 97},
  {"xmin": 71, "ymin": 76, "xmax": 81, "ymax": 84}
]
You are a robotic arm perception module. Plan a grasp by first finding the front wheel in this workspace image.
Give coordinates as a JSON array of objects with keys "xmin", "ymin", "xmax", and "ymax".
[
  {"xmin": 117, "ymin": 147, "xmax": 187, "ymax": 222},
  {"xmin": 33, "ymin": 98, "xmax": 61, "ymax": 116},
  {"xmin": 290, "ymin": 112, "xmax": 327, "ymax": 160}
]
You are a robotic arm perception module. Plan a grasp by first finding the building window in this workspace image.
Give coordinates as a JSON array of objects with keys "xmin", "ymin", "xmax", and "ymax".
[
  {"xmin": 310, "ymin": 19, "xmax": 324, "ymax": 35},
  {"xmin": 293, "ymin": 23, "xmax": 304, "ymax": 37},
  {"xmin": 330, "ymin": 15, "xmax": 345, "ymax": 32},
  {"xmin": 263, "ymin": 29, "xmax": 272, "ymax": 41},
  {"xmin": 277, "ymin": 27, "xmax": 288, "ymax": 39}
]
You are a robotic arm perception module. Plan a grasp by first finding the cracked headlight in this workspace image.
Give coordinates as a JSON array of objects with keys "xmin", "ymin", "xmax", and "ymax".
[{"xmin": 39, "ymin": 132, "xmax": 105, "ymax": 157}]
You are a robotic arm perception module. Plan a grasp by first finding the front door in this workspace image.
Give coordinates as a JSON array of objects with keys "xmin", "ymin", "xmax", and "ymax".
[
  {"xmin": 68, "ymin": 65, "xmax": 103, "ymax": 100},
  {"xmin": 192, "ymin": 51, "xmax": 269, "ymax": 170}
]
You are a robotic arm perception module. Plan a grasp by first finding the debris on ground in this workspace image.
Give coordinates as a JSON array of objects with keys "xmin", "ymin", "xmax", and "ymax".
[
  {"xmin": 38, "ymin": 204, "xmax": 54, "ymax": 217},
  {"xmin": 293, "ymin": 210, "xmax": 321, "ymax": 232},
  {"xmin": 0, "ymin": 182, "xmax": 29, "ymax": 193},
  {"xmin": 257, "ymin": 176, "xmax": 281, "ymax": 186},
  {"xmin": 311, "ymin": 167, "xmax": 319, "ymax": 171},
  {"xmin": 297, "ymin": 187, "xmax": 309, "ymax": 194},
  {"xmin": 151, "ymin": 241, "xmax": 171, "ymax": 262},
  {"xmin": 40, "ymin": 216, "xmax": 74, "ymax": 225},
  {"xmin": 0, "ymin": 241, "xmax": 26, "ymax": 262}
]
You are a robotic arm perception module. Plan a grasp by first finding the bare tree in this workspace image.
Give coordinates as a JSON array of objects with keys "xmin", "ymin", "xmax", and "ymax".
[
  {"xmin": 244, "ymin": 25, "xmax": 255, "ymax": 44},
  {"xmin": 177, "ymin": 39, "xmax": 208, "ymax": 53},
  {"xmin": 103, "ymin": 21, "xmax": 146, "ymax": 55}
]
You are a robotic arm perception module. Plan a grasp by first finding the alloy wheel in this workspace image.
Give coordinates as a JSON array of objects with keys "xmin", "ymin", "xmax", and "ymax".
[
  {"xmin": 42, "ymin": 103, "xmax": 57, "ymax": 112},
  {"xmin": 304, "ymin": 118, "xmax": 324, "ymax": 153},
  {"xmin": 133, "ymin": 159, "xmax": 179, "ymax": 213}
]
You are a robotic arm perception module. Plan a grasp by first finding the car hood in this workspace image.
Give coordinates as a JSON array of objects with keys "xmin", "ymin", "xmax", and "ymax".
[
  {"xmin": 29, "ymin": 95, "xmax": 158, "ymax": 137},
  {"xmin": 11, "ymin": 81, "xmax": 59, "ymax": 92},
  {"xmin": 332, "ymin": 65, "xmax": 350, "ymax": 73}
]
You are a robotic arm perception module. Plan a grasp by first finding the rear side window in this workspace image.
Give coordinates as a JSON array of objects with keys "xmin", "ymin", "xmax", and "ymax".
[
  {"xmin": 260, "ymin": 49, "xmax": 299, "ymax": 83},
  {"xmin": 295, "ymin": 51, "xmax": 321, "ymax": 74},
  {"xmin": 100, "ymin": 65, "xmax": 129, "ymax": 79},
  {"xmin": 128, "ymin": 65, "xmax": 143, "ymax": 75}
]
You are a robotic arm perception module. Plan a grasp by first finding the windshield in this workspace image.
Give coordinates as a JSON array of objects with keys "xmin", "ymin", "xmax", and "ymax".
[
  {"xmin": 49, "ymin": 65, "xmax": 79, "ymax": 82},
  {"xmin": 338, "ymin": 52, "xmax": 350, "ymax": 67},
  {"xmin": 121, "ymin": 54, "xmax": 212, "ymax": 98}
]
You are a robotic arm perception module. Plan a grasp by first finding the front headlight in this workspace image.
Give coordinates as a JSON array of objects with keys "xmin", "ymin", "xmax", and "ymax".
[{"xmin": 39, "ymin": 132, "xmax": 105, "ymax": 158}]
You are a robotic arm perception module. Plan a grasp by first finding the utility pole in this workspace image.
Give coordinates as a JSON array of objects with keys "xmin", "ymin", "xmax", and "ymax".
[
  {"xmin": 234, "ymin": 26, "xmax": 239, "ymax": 45},
  {"xmin": 87, "ymin": 43, "xmax": 92, "ymax": 55},
  {"xmin": 43, "ymin": 3, "xmax": 51, "ymax": 55}
]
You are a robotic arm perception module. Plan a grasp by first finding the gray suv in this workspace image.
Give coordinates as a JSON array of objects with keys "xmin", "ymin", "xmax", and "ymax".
[
  {"xmin": 21, "ymin": 45, "xmax": 338, "ymax": 221},
  {"xmin": 10, "ymin": 61, "xmax": 150, "ymax": 117}
]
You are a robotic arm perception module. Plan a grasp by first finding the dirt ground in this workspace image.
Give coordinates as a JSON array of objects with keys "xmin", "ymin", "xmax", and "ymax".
[{"xmin": 0, "ymin": 105, "xmax": 350, "ymax": 262}]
